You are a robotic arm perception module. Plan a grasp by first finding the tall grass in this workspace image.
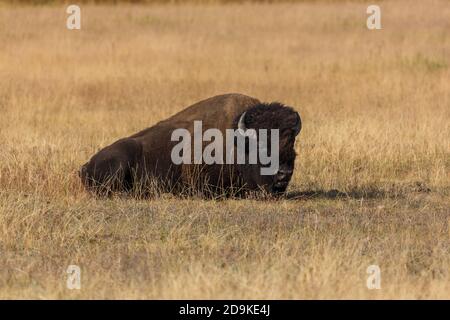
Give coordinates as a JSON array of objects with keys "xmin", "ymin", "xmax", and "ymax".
[{"xmin": 0, "ymin": 1, "xmax": 449, "ymax": 299}]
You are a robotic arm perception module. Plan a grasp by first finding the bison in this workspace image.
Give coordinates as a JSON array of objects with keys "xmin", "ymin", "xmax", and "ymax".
[{"xmin": 79, "ymin": 93, "xmax": 302, "ymax": 197}]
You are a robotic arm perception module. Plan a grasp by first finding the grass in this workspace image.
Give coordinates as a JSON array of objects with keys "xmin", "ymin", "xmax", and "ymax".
[{"xmin": 0, "ymin": 0, "xmax": 449, "ymax": 299}]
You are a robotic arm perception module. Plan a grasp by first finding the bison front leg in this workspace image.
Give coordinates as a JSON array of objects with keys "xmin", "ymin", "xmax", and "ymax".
[{"xmin": 79, "ymin": 138, "xmax": 143, "ymax": 196}]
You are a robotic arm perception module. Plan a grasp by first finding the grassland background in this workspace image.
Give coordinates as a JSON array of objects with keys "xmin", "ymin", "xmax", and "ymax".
[{"xmin": 0, "ymin": 0, "xmax": 449, "ymax": 299}]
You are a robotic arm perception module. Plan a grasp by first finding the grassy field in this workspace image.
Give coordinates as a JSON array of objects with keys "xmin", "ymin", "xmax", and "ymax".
[{"xmin": 0, "ymin": 1, "xmax": 449, "ymax": 299}]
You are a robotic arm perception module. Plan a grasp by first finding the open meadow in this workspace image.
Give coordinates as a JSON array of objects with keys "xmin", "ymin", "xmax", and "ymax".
[{"xmin": 0, "ymin": 0, "xmax": 449, "ymax": 299}]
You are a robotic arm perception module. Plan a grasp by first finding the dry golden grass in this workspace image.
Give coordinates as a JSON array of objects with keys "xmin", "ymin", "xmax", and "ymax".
[{"xmin": 0, "ymin": 1, "xmax": 449, "ymax": 299}]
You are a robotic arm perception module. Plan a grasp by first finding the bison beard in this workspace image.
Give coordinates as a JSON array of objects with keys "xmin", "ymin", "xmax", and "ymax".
[{"xmin": 79, "ymin": 93, "xmax": 302, "ymax": 197}]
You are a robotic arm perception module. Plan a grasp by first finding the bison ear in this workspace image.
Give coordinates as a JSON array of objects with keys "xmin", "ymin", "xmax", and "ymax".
[{"xmin": 293, "ymin": 112, "xmax": 302, "ymax": 136}]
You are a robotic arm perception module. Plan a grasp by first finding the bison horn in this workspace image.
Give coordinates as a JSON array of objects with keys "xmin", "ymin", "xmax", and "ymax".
[
  {"xmin": 238, "ymin": 112, "xmax": 247, "ymax": 131},
  {"xmin": 237, "ymin": 111, "xmax": 257, "ymax": 139}
]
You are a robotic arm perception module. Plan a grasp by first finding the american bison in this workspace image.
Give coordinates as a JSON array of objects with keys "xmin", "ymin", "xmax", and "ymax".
[{"xmin": 80, "ymin": 93, "xmax": 301, "ymax": 197}]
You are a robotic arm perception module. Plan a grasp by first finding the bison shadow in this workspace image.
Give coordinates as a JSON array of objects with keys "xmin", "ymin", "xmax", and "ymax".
[{"xmin": 284, "ymin": 189, "xmax": 389, "ymax": 200}]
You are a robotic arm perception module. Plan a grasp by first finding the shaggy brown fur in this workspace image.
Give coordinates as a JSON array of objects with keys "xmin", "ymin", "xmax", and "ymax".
[{"xmin": 80, "ymin": 93, "xmax": 302, "ymax": 197}]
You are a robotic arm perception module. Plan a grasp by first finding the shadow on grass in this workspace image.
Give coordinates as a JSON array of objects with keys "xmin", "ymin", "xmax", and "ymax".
[
  {"xmin": 285, "ymin": 181, "xmax": 432, "ymax": 200},
  {"xmin": 284, "ymin": 189, "xmax": 389, "ymax": 200}
]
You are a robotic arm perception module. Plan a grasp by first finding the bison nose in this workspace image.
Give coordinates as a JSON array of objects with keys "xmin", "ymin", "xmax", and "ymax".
[{"xmin": 277, "ymin": 169, "xmax": 292, "ymax": 181}]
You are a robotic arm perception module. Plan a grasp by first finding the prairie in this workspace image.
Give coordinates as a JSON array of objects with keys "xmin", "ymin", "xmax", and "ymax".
[{"xmin": 0, "ymin": 1, "xmax": 449, "ymax": 299}]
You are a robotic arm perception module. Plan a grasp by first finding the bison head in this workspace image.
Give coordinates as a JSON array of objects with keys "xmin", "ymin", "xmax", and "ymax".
[{"xmin": 235, "ymin": 102, "xmax": 302, "ymax": 194}]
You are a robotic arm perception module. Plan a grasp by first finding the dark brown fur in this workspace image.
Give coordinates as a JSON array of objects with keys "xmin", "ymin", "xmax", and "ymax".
[{"xmin": 80, "ymin": 93, "xmax": 302, "ymax": 197}]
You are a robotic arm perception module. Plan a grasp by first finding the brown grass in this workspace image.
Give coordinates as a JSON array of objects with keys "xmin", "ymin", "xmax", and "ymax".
[{"xmin": 0, "ymin": 1, "xmax": 449, "ymax": 299}]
